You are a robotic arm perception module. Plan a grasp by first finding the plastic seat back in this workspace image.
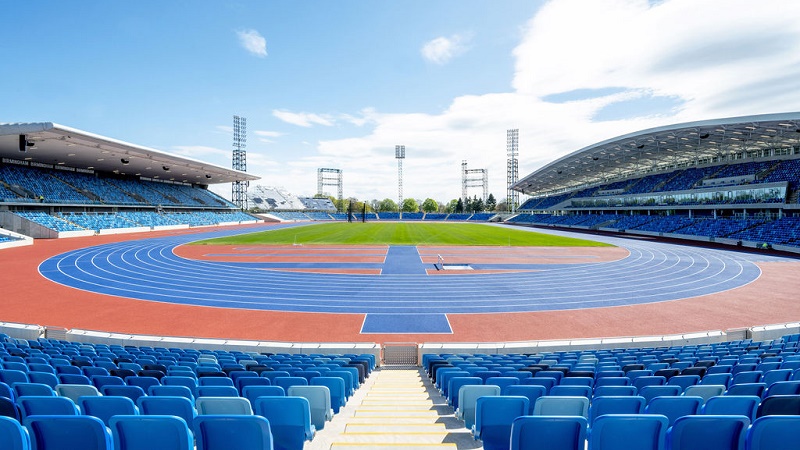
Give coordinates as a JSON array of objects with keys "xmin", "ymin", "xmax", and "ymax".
[
  {"xmin": 78, "ymin": 396, "xmax": 138, "ymax": 426},
  {"xmin": 682, "ymin": 385, "xmax": 725, "ymax": 403},
  {"xmin": 55, "ymin": 383, "xmax": 100, "ymax": 403},
  {"xmin": 193, "ymin": 415, "xmax": 273, "ymax": 450},
  {"xmin": 0, "ymin": 397, "xmax": 20, "ymax": 421},
  {"xmin": 242, "ymin": 385, "xmax": 286, "ymax": 405},
  {"xmin": 125, "ymin": 376, "xmax": 160, "ymax": 392},
  {"xmin": 522, "ymin": 376, "xmax": 558, "ymax": 393},
  {"xmin": 288, "ymin": 385, "xmax": 332, "ymax": 430},
  {"xmin": 457, "ymin": 384, "xmax": 501, "ymax": 429},
  {"xmin": 532, "ymin": 396, "xmax": 589, "ymax": 418},
  {"xmin": 24, "ymin": 415, "xmax": 112, "ymax": 450},
  {"xmin": 639, "ymin": 385, "xmax": 681, "ymax": 404},
  {"xmin": 764, "ymin": 380, "xmax": 800, "ymax": 397},
  {"xmin": 589, "ymin": 414, "xmax": 668, "ymax": 450},
  {"xmin": 588, "ymin": 396, "xmax": 645, "ymax": 424},
  {"xmin": 136, "ymin": 396, "xmax": 196, "ymax": 427},
  {"xmin": 195, "ymin": 397, "xmax": 253, "ymax": 415},
  {"xmin": 746, "ymin": 415, "xmax": 800, "ymax": 450},
  {"xmin": 99, "ymin": 385, "xmax": 147, "ymax": 404},
  {"xmin": 254, "ymin": 396, "xmax": 315, "ymax": 450},
  {"xmin": 725, "ymin": 382, "xmax": 766, "ymax": 397},
  {"xmin": 756, "ymin": 394, "xmax": 800, "ymax": 417},
  {"xmin": 593, "ymin": 385, "xmax": 637, "ymax": 398},
  {"xmin": 667, "ymin": 375, "xmax": 700, "ymax": 391},
  {"xmin": 550, "ymin": 385, "xmax": 592, "ymax": 398},
  {"xmin": 701, "ymin": 395, "xmax": 759, "ymax": 421},
  {"xmin": 0, "ymin": 415, "xmax": 30, "ymax": 450},
  {"xmin": 148, "ymin": 385, "xmax": 195, "ymax": 402},
  {"xmin": 510, "ymin": 415, "xmax": 587, "ymax": 450},
  {"xmin": 699, "ymin": 373, "xmax": 731, "ymax": 387},
  {"xmin": 473, "ymin": 396, "xmax": 528, "ymax": 450},
  {"xmin": 666, "ymin": 415, "xmax": 749, "ymax": 450},
  {"xmin": 643, "ymin": 396, "xmax": 702, "ymax": 426},
  {"xmin": 17, "ymin": 396, "xmax": 80, "ymax": 420},
  {"xmin": 196, "ymin": 386, "xmax": 239, "ymax": 398},
  {"xmin": 28, "ymin": 372, "xmax": 59, "ymax": 389},
  {"xmin": 505, "ymin": 385, "xmax": 546, "ymax": 415},
  {"xmin": 310, "ymin": 377, "xmax": 346, "ymax": 413},
  {"xmin": 109, "ymin": 415, "xmax": 192, "ymax": 450},
  {"xmin": 448, "ymin": 377, "xmax": 482, "ymax": 408},
  {"xmin": 13, "ymin": 383, "xmax": 55, "ymax": 398},
  {"xmin": 273, "ymin": 376, "xmax": 308, "ymax": 391}
]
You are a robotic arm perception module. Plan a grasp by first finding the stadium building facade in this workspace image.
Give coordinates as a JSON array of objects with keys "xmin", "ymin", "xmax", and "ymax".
[{"xmin": 510, "ymin": 112, "xmax": 800, "ymax": 252}]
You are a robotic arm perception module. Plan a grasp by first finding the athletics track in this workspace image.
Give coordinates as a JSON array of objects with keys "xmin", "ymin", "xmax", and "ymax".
[{"xmin": 2, "ymin": 222, "xmax": 800, "ymax": 343}]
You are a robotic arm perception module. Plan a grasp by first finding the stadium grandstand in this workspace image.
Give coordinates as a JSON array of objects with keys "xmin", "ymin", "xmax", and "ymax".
[
  {"xmin": 509, "ymin": 112, "xmax": 800, "ymax": 253},
  {"xmin": 0, "ymin": 122, "xmax": 260, "ymax": 238},
  {"xmin": 2, "ymin": 118, "xmax": 800, "ymax": 449}
]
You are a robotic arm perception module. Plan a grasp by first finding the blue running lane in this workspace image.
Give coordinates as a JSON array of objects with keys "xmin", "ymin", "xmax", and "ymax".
[{"xmin": 38, "ymin": 224, "xmax": 784, "ymax": 314}]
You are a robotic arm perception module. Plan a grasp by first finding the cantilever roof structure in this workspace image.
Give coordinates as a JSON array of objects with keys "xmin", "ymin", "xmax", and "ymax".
[
  {"xmin": 513, "ymin": 112, "xmax": 800, "ymax": 197},
  {"xmin": 0, "ymin": 122, "xmax": 259, "ymax": 185}
]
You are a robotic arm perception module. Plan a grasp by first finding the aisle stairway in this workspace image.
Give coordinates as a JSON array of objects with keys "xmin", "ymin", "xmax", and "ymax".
[{"xmin": 310, "ymin": 367, "xmax": 481, "ymax": 450}]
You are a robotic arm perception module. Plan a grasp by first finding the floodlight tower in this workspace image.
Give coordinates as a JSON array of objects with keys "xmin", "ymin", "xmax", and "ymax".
[
  {"xmin": 317, "ymin": 168, "xmax": 343, "ymax": 205},
  {"xmin": 462, "ymin": 160, "xmax": 488, "ymax": 204},
  {"xmin": 232, "ymin": 115, "xmax": 248, "ymax": 210},
  {"xmin": 396, "ymin": 145, "xmax": 405, "ymax": 217},
  {"xmin": 507, "ymin": 129, "xmax": 519, "ymax": 213}
]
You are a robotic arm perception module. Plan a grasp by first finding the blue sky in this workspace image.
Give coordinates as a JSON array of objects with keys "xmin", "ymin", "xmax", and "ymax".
[{"xmin": 4, "ymin": 0, "xmax": 800, "ymax": 204}]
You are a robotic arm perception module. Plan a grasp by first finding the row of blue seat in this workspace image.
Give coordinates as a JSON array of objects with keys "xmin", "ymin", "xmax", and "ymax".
[{"xmin": 0, "ymin": 413, "xmax": 277, "ymax": 450}]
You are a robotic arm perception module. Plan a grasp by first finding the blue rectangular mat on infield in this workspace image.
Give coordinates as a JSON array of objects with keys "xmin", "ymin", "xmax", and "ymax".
[{"xmin": 361, "ymin": 313, "xmax": 453, "ymax": 334}]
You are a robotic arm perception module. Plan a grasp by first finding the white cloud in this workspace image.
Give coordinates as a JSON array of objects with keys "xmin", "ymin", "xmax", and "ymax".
[
  {"xmin": 272, "ymin": 110, "xmax": 334, "ymax": 127},
  {"xmin": 242, "ymin": 0, "xmax": 800, "ymax": 203},
  {"xmin": 254, "ymin": 130, "xmax": 284, "ymax": 138},
  {"xmin": 236, "ymin": 29, "xmax": 267, "ymax": 57},
  {"xmin": 172, "ymin": 145, "xmax": 230, "ymax": 159},
  {"xmin": 421, "ymin": 34, "xmax": 469, "ymax": 65}
]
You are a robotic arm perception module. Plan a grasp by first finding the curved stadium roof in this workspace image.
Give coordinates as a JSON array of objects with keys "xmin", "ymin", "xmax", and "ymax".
[
  {"xmin": 0, "ymin": 122, "xmax": 259, "ymax": 185},
  {"xmin": 513, "ymin": 112, "xmax": 800, "ymax": 197}
]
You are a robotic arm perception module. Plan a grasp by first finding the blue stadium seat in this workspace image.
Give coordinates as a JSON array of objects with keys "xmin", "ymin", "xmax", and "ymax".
[
  {"xmin": 745, "ymin": 415, "xmax": 800, "ymax": 450},
  {"xmin": 510, "ymin": 415, "xmax": 587, "ymax": 450},
  {"xmin": 193, "ymin": 415, "xmax": 273, "ymax": 450},
  {"xmin": 638, "ymin": 385, "xmax": 681, "ymax": 404},
  {"xmin": 457, "ymin": 384, "xmax": 501, "ymax": 429},
  {"xmin": 504, "ymin": 385, "xmax": 546, "ymax": 415},
  {"xmin": 643, "ymin": 396, "xmax": 702, "ymax": 426},
  {"xmin": 756, "ymin": 394, "xmax": 800, "ymax": 417},
  {"xmin": 532, "ymin": 396, "xmax": 589, "ymax": 418},
  {"xmin": 25, "ymin": 415, "xmax": 112, "ymax": 450},
  {"xmin": 136, "ymin": 396, "xmax": 196, "ymax": 428},
  {"xmin": 254, "ymin": 396, "xmax": 315, "ymax": 450},
  {"xmin": 17, "ymin": 396, "xmax": 80, "ymax": 420},
  {"xmin": 100, "ymin": 385, "xmax": 147, "ymax": 404},
  {"xmin": 235, "ymin": 376, "xmax": 271, "ymax": 395},
  {"xmin": 242, "ymin": 385, "xmax": 286, "ymax": 405},
  {"xmin": 148, "ymin": 385, "xmax": 195, "ymax": 402},
  {"xmin": 0, "ymin": 415, "xmax": 30, "ymax": 450},
  {"xmin": 195, "ymin": 397, "xmax": 253, "ymax": 415},
  {"xmin": 196, "ymin": 386, "xmax": 239, "ymax": 398},
  {"xmin": 0, "ymin": 396, "xmax": 21, "ymax": 421},
  {"xmin": 448, "ymin": 377, "xmax": 482, "ymax": 407},
  {"xmin": 109, "ymin": 415, "xmax": 192, "ymax": 450},
  {"xmin": 701, "ymin": 395, "xmax": 759, "ymax": 421},
  {"xmin": 13, "ymin": 383, "xmax": 56, "ymax": 398},
  {"xmin": 78, "ymin": 395, "xmax": 138, "ymax": 426},
  {"xmin": 310, "ymin": 376, "xmax": 346, "ymax": 414},
  {"xmin": 273, "ymin": 376, "xmax": 308, "ymax": 391},
  {"xmin": 287, "ymin": 385, "xmax": 332, "ymax": 430},
  {"xmin": 588, "ymin": 414, "xmax": 668, "ymax": 450},
  {"xmin": 666, "ymin": 415, "xmax": 749, "ymax": 450},
  {"xmin": 473, "ymin": 396, "xmax": 529, "ymax": 450},
  {"xmin": 588, "ymin": 395, "xmax": 646, "ymax": 425}
]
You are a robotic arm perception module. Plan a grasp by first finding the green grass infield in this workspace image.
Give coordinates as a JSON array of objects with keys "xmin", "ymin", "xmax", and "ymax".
[{"xmin": 192, "ymin": 222, "xmax": 613, "ymax": 247}]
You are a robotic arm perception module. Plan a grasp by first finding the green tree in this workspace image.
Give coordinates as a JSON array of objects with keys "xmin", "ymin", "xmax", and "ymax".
[
  {"xmin": 473, "ymin": 197, "xmax": 485, "ymax": 212},
  {"xmin": 421, "ymin": 198, "xmax": 438, "ymax": 213},
  {"xmin": 446, "ymin": 199, "xmax": 459, "ymax": 213},
  {"xmin": 378, "ymin": 198, "xmax": 398, "ymax": 212},
  {"xmin": 402, "ymin": 198, "xmax": 419, "ymax": 213},
  {"xmin": 486, "ymin": 193, "xmax": 497, "ymax": 211},
  {"xmin": 456, "ymin": 198, "xmax": 464, "ymax": 213}
]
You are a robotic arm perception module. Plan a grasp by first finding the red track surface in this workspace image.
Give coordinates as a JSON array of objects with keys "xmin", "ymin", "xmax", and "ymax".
[{"xmin": 2, "ymin": 223, "xmax": 800, "ymax": 344}]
